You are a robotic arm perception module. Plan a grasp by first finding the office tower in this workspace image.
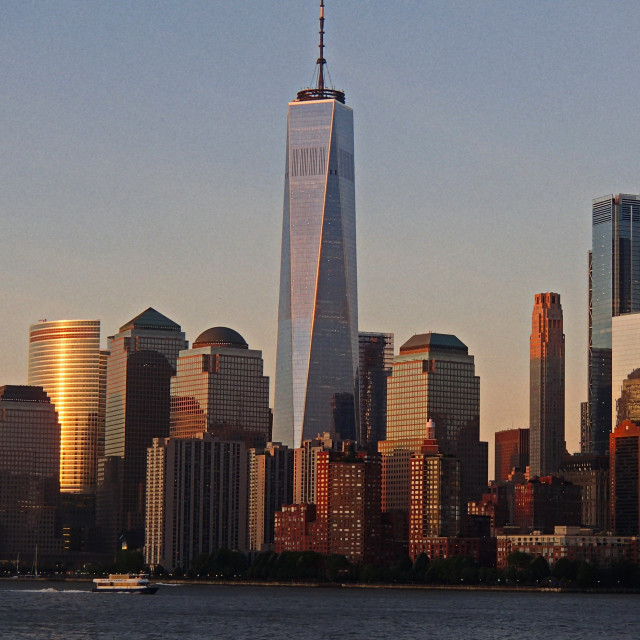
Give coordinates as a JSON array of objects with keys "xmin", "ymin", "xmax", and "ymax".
[
  {"xmin": 273, "ymin": 2, "xmax": 358, "ymax": 448},
  {"xmin": 28, "ymin": 319, "xmax": 107, "ymax": 494},
  {"xmin": 247, "ymin": 442, "xmax": 294, "ymax": 552},
  {"xmin": 612, "ymin": 312, "xmax": 640, "ymax": 425},
  {"xmin": 0, "ymin": 386, "xmax": 62, "ymax": 560},
  {"xmin": 358, "ymin": 332, "xmax": 393, "ymax": 450},
  {"xmin": 293, "ymin": 431, "xmax": 344, "ymax": 504},
  {"xmin": 145, "ymin": 434, "xmax": 247, "ymax": 571},
  {"xmin": 609, "ymin": 420, "xmax": 640, "ymax": 535},
  {"xmin": 170, "ymin": 327, "xmax": 270, "ymax": 445},
  {"xmin": 589, "ymin": 194, "xmax": 640, "ymax": 454},
  {"xmin": 409, "ymin": 424, "xmax": 462, "ymax": 556},
  {"xmin": 530, "ymin": 293, "xmax": 565, "ymax": 477},
  {"xmin": 99, "ymin": 307, "xmax": 186, "ymax": 550},
  {"xmin": 380, "ymin": 333, "xmax": 487, "ymax": 507},
  {"xmin": 560, "ymin": 453, "xmax": 609, "ymax": 533},
  {"xmin": 494, "ymin": 428, "xmax": 530, "ymax": 482}
]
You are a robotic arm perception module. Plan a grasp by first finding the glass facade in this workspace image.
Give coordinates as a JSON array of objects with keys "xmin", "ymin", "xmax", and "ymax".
[
  {"xmin": 529, "ymin": 293, "xmax": 565, "ymax": 477},
  {"xmin": 589, "ymin": 194, "xmax": 640, "ymax": 454},
  {"xmin": 274, "ymin": 97, "xmax": 358, "ymax": 447},
  {"xmin": 28, "ymin": 319, "xmax": 106, "ymax": 494},
  {"xmin": 612, "ymin": 312, "xmax": 640, "ymax": 425},
  {"xmin": 358, "ymin": 332, "xmax": 394, "ymax": 450}
]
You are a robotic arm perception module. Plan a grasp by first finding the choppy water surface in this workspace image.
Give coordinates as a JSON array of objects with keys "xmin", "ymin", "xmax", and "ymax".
[{"xmin": 0, "ymin": 582, "xmax": 638, "ymax": 639}]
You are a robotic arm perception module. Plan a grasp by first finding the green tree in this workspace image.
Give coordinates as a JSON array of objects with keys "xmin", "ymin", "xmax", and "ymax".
[{"xmin": 576, "ymin": 561, "xmax": 598, "ymax": 588}]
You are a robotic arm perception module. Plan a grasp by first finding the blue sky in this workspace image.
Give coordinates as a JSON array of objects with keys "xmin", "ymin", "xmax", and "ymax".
[{"xmin": 2, "ymin": 1, "xmax": 640, "ymax": 468}]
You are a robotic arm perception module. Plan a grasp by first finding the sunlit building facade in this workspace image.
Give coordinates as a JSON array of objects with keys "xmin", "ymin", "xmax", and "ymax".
[
  {"xmin": 273, "ymin": 6, "xmax": 358, "ymax": 449},
  {"xmin": 28, "ymin": 319, "xmax": 107, "ymax": 494},
  {"xmin": 530, "ymin": 292, "xmax": 565, "ymax": 477},
  {"xmin": 612, "ymin": 312, "xmax": 640, "ymax": 426},
  {"xmin": 170, "ymin": 327, "xmax": 270, "ymax": 445},
  {"xmin": 589, "ymin": 194, "xmax": 640, "ymax": 454}
]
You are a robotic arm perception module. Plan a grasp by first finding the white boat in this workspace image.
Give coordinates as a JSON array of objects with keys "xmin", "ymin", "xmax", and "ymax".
[{"xmin": 92, "ymin": 574, "xmax": 158, "ymax": 594}]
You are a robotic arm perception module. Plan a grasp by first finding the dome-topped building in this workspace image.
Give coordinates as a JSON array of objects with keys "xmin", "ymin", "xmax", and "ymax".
[
  {"xmin": 171, "ymin": 326, "xmax": 270, "ymax": 445},
  {"xmin": 193, "ymin": 327, "xmax": 248, "ymax": 350}
]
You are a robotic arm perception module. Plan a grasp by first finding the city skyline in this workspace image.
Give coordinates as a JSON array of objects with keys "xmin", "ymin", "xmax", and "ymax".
[{"xmin": 3, "ymin": 1, "xmax": 640, "ymax": 467}]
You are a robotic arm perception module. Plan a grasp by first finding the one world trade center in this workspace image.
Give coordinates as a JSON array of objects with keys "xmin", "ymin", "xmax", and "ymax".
[{"xmin": 273, "ymin": 1, "xmax": 358, "ymax": 448}]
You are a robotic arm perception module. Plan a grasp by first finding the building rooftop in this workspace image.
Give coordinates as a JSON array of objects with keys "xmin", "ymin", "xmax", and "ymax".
[
  {"xmin": 119, "ymin": 307, "xmax": 181, "ymax": 333},
  {"xmin": 193, "ymin": 327, "xmax": 248, "ymax": 350},
  {"xmin": 0, "ymin": 385, "xmax": 51, "ymax": 403},
  {"xmin": 400, "ymin": 333, "xmax": 468, "ymax": 354}
]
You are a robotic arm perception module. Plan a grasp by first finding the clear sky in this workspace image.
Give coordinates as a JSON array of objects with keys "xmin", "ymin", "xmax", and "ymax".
[{"xmin": 2, "ymin": 1, "xmax": 639, "ymax": 472}]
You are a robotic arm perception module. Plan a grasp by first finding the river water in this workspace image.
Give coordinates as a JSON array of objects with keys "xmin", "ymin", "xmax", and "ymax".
[{"xmin": 1, "ymin": 581, "xmax": 638, "ymax": 639}]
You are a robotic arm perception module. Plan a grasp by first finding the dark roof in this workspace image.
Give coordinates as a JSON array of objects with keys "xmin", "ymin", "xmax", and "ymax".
[
  {"xmin": 193, "ymin": 327, "xmax": 248, "ymax": 350},
  {"xmin": 0, "ymin": 385, "xmax": 51, "ymax": 403},
  {"xmin": 400, "ymin": 332, "xmax": 468, "ymax": 354},
  {"xmin": 119, "ymin": 307, "xmax": 181, "ymax": 333}
]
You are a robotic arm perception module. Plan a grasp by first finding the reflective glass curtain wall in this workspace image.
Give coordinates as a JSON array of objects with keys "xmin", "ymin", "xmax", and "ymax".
[
  {"xmin": 589, "ymin": 194, "xmax": 640, "ymax": 454},
  {"xmin": 274, "ymin": 98, "xmax": 358, "ymax": 448}
]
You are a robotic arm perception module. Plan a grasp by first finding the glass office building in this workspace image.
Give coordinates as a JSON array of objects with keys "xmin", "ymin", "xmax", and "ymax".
[
  {"xmin": 273, "ymin": 9, "xmax": 358, "ymax": 448},
  {"xmin": 589, "ymin": 194, "xmax": 640, "ymax": 454},
  {"xmin": 28, "ymin": 319, "xmax": 107, "ymax": 494}
]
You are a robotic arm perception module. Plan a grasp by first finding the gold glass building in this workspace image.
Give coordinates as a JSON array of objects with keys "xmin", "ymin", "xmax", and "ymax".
[{"xmin": 28, "ymin": 319, "xmax": 107, "ymax": 494}]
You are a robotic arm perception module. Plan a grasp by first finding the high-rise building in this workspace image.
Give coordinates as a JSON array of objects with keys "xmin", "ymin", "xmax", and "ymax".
[
  {"xmin": 494, "ymin": 428, "xmax": 529, "ymax": 482},
  {"xmin": 529, "ymin": 293, "xmax": 565, "ymax": 477},
  {"xmin": 28, "ymin": 319, "xmax": 107, "ymax": 494},
  {"xmin": 98, "ymin": 307, "xmax": 187, "ymax": 551},
  {"xmin": 273, "ymin": 2, "xmax": 358, "ymax": 448},
  {"xmin": 612, "ymin": 312, "xmax": 640, "ymax": 426},
  {"xmin": 589, "ymin": 194, "xmax": 640, "ymax": 454},
  {"xmin": 248, "ymin": 442, "xmax": 294, "ymax": 552},
  {"xmin": 380, "ymin": 333, "xmax": 487, "ymax": 507},
  {"xmin": 293, "ymin": 431, "xmax": 344, "ymax": 505},
  {"xmin": 358, "ymin": 332, "xmax": 393, "ymax": 450},
  {"xmin": 609, "ymin": 420, "xmax": 640, "ymax": 535},
  {"xmin": 170, "ymin": 327, "xmax": 270, "ymax": 445},
  {"xmin": 0, "ymin": 385, "xmax": 62, "ymax": 561},
  {"xmin": 145, "ymin": 433, "xmax": 247, "ymax": 570}
]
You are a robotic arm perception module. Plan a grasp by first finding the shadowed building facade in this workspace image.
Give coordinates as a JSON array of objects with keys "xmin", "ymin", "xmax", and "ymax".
[
  {"xmin": 610, "ymin": 420, "xmax": 640, "ymax": 535},
  {"xmin": 588, "ymin": 194, "xmax": 640, "ymax": 454},
  {"xmin": 98, "ymin": 308, "xmax": 187, "ymax": 552},
  {"xmin": 494, "ymin": 428, "xmax": 529, "ymax": 482},
  {"xmin": 529, "ymin": 293, "xmax": 565, "ymax": 477},
  {"xmin": 0, "ymin": 386, "xmax": 63, "ymax": 561},
  {"xmin": 273, "ymin": 2, "xmax": 358, "ymax": 448}
]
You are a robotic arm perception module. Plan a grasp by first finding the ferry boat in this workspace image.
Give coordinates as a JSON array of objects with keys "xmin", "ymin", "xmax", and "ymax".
[{"xmin": 92, "ymin": 574, "xmax": 158, "ymax": 594}]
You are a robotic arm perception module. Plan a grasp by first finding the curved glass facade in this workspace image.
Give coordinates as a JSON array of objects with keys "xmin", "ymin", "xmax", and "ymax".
[
  {"xmin": 273, "ymin": 97, "xmax": 358, "ymax": 448},
  {"xmin": 28, "ymin": 319, "xmax": 106, "ymax": 494}
]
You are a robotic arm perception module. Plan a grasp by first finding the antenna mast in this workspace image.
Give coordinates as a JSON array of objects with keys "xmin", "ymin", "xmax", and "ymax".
[{"xmin": 317, "ymin": 1, "xmax": 325, "ymax": 92}]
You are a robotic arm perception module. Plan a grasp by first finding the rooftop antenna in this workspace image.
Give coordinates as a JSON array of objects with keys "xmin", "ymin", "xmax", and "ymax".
[{"xmin": 296, "ymin": 1, "xmax": 345, "ymax": 103}]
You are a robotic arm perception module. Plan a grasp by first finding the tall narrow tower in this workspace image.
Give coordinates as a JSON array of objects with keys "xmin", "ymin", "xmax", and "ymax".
[
  {"xmin": 273, "ymin": 1, "xmax": 358, "ymax": 448},
  {"xmin": 530, "ymin": 292, "xmax": 565, "ymax": 476}
]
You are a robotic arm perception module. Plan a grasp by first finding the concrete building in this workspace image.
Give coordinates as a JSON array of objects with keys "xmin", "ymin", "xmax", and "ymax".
[
  {"xmin": 612, "ymin": 312, "xmax": 640, "ymax": 427},
  {"xmin": 530, "ymin": 293, "xmax": 565, "ymax": 476},
  {"xmin": 293, "ymin": 431, "xmax": 344, "ymax": 505},
  {"xmin": 145, "ymin": 433, "xmax": 247, "ymax": 571}
]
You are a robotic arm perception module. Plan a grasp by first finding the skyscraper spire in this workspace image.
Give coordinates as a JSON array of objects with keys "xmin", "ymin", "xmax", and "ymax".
[{"xmin": 296, "ymin": 1, "xmax": 345, "ymax": 103}]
